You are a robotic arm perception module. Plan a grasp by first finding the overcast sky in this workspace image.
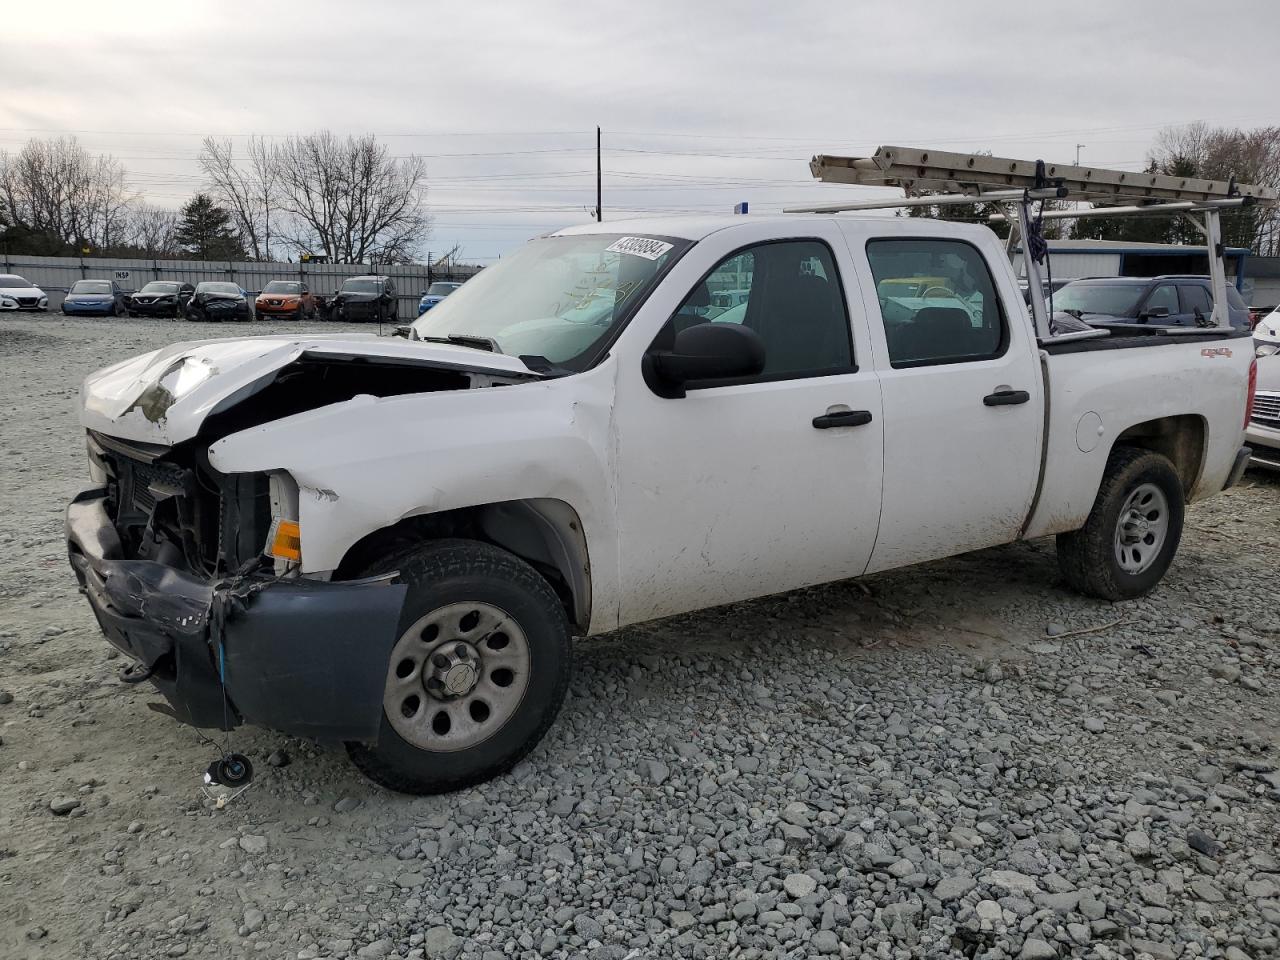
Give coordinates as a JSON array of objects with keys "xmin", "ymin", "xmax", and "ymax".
[{"xmin": 3, "ymin": 0, "xmax": 1278, "ymax": 262}]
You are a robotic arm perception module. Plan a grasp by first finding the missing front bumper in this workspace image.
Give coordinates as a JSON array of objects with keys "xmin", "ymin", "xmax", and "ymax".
[{"xmin": 66, "ymin": 488, "xmax": 406, "ymax": 741}]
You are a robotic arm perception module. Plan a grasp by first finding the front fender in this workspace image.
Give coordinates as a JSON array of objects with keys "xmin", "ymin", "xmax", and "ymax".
[{"xmin": 207, "ymin": 362, "xmax": 621, "ymax": 629}]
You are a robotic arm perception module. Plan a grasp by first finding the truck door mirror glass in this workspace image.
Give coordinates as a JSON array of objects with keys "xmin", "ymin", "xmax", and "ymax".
[
  {"xmin": 644, "ymin": 322, "xmax": 766, "ymax": 398},
  {"xmin": 1141, "ymin": 305, "xmax": 1171, "ymax": 320}
]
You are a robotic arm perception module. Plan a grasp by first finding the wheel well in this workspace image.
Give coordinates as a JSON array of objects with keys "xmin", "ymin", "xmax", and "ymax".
[
  {"xmin": 333, "ymin": 499, "xmax": 591, "ymax": 632},
  {"xmin": 1112, "ymin": 415, "xmax": 1206, "ymax": 495}
]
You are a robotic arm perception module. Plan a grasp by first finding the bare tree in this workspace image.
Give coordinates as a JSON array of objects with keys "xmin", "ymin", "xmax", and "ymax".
[
  {"xmin": 1152, "ymin": 123, "xmax": 1280, "ymax": 253},
  {"xmin": 0, "ymin": 136, "xmax": 133, "ymax": 253},
  {"xmin": 272, "ymin": 132, "xmax": 431, "ymax": 263},
  {"xmin": 199, "ymin": 136, "xmax": 277, "ymax": 260},
  {"xmin": 122, "ymin": 204, "xmax": 179, "ymax": 257}
]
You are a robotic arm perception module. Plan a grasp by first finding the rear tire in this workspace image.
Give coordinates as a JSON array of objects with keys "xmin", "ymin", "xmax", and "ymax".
[
  {"xmin": 1056, "ymin": 446, "xmax": 1184, "ymax": 600},
  {"xmin": 346, "ymin": 539, "xmax": 572, "ymax": 795}
]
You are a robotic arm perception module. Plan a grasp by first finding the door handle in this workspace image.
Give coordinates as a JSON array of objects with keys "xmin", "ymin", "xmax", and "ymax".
[
  {"xmin": 983, "ymin": 389, "xmax": 1030, "ymax": 407},
  {"xmin": 812, "ymin": 409, "xmax": 874, "ymax": 429}
]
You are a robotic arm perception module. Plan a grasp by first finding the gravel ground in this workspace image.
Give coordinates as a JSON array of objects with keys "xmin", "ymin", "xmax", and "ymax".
[{"xmin": 1, "ymin": 316, "xmax": 1278, "ymax": 960}]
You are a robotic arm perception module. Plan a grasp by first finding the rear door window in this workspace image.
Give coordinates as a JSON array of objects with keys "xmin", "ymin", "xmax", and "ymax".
[
  {"xmin": 1180, "ymin": 284, "xmax": 1212, "ymax": 316},
  {"xmin": 866, "ymin": 239, "xmax": 1007, "ymax": 367}
]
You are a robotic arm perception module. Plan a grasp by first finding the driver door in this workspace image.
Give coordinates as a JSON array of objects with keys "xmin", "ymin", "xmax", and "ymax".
[{"xmin": 611, "ymin": 228, "xmax": 885, "ymax": 627}]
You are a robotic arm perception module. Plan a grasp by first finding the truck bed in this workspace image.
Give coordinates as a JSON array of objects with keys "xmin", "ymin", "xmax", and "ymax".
[
  {"xmin": 1023, "ymin": 327, "xmax": 1252, "ymax": 539},
  {"xmin": 1040, "ymin": 325, "xmax": 1251, "ymax": 355}
]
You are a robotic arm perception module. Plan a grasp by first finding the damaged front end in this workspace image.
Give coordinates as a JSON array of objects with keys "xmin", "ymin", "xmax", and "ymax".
[
  {"xmin": 67, "ymin": 337, "xmax": 551, "ymax": 740},
  {"xmin": 67, "ymin": 335, "xmax": 549, "ymax": 740},
  {"xmin": 67, "ymin": 480, "xmax": 406, "ymax": 740}
]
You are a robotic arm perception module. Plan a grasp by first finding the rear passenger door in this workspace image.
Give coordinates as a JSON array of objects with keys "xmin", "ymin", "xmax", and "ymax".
[
  {"xmin": 849, "ymin": 231, "xmax": 1043, "ymax": 573},
  {"xmin": 1178, "ymin": 283, "xmax": 1213, "ymax": 327}
]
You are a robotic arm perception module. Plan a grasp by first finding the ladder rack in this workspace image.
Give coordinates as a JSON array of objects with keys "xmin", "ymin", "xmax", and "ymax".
[
  {"xmin": 784, "ymin": 145, "xmax": 1277, "ymax": 339},
  {"xmin": 799, "ymin": 146, "xmax": 1277, "ymax": 206}
]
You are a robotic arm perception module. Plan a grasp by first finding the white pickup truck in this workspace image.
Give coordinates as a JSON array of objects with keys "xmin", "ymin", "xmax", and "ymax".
[{"xmin": 67, "ymin": 214, "xmax": 1257, "ymax": 793}]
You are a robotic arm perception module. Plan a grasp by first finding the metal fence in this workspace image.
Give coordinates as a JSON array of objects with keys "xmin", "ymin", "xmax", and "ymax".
[{"xmin": 0, "ymin": 253, "xmax": 480, "ymax": 320}]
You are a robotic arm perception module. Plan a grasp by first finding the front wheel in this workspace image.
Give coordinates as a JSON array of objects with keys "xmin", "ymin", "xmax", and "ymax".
[
  {"xmin": 347, "ymin": 539, "xmax": 572, "ymax": 794},
  {"xmin": 1056, "ymin": 446, "xmax": 1185, "ymax": 600}
]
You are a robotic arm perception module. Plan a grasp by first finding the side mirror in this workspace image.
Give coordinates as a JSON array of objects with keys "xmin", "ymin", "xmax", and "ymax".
[
  {"xmin": 392, "ymin": 324, "xmax": 416, "ymax": 339},
  {"xmin": 1140, "ymin": 305, "xmax": 1171, "ymax": 320},
  {"xmin": 644, "ymin": 322, "xmax": 765, "ymax": 398}
]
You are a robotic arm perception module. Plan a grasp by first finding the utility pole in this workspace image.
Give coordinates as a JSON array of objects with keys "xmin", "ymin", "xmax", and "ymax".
[
  {"xmin": 1075, "ymin": 144, "xmax": 1085, "ymax": 165},
  {"xmin": 596, "ymin": 126, "xmax": 602, "ymax": 222}
]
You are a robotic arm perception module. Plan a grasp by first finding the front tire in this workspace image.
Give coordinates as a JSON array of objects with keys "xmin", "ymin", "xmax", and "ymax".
[
  {"xmin": 347, "ymin": 540, "xmax": 572, "ymax": 794},
  {"xmin": 1056, "ymin": 446, "xmax": 1184, "ymax": 600}
]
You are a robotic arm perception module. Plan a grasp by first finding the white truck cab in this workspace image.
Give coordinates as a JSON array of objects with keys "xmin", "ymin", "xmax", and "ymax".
[{"xmin": 67, "ymin": 156, "xmax": 1263, "ymax": 794}]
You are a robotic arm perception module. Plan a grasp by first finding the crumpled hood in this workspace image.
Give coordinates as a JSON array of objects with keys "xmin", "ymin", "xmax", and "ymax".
[{"xmin": 80, "ymin": 332, "xmax": 539, "ymax": 446}]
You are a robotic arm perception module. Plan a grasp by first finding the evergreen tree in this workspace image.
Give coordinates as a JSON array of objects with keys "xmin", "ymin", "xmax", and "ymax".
[{"xmin": 174, "ymin": 193, "xmax": 245, "ymax": 259}]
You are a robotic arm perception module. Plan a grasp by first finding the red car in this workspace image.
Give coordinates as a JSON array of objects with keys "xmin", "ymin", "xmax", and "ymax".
[{"xmin": 255, "ymin": 280, "xmax": 318, "ymax": 320}]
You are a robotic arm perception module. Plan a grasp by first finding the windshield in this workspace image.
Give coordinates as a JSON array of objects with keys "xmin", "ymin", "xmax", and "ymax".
[
  {"xmin": 426, "ymin": 282, "xmax": 459, "ymax": 296},
  {"xmin": 196, "ymin": 282, "xmax": 241, "ymax": 295},
  {"xmin": 1053, "ymin": 282, "xmax": 1147, "ymax": 316},
  {"xmin": 72, "ymin": 281, "xmax": 112, "ymax": 294},
  {"xmin": 0, "ymin": 275, "xmax": 34, "ymax": 288},
  {"xmin": 262, "ymin": 281, "xmax": 301, "ymax": 294},
  {"xmin": 342, "ymin": 279, "xmax": 382, "ymax": 293},
  {"xmin": 412, "ymin": 233, "xmax": 687, "ymax": 369},
  {"xmin": 140, "ymin": 282, "xmax": 180, "ymax": 293}
]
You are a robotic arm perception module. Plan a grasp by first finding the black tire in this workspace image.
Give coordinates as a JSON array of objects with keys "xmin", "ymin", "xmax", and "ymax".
[
  {"xmin": 1056, "ymin": 446, "xmax": 1184, "ymax": 600},
  {"xmin": 346, "ymin": 539, "xmax": 572, "ymax": 794}
]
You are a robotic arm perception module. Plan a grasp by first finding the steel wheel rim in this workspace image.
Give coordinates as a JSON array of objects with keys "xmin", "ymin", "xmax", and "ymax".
[
  {"xmin": 383, "ymin": 601, "xmax": 531, "ymax": 753},
  {"xmin": 1113, "ymin": 482, "xmax": 1169, "ymax": 574}
]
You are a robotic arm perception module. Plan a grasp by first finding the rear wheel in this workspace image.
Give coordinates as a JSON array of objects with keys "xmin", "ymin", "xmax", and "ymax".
[
  {"xmin": 1056, "ymin": 446, "xmax": 1184, "ymax": 600},
  {"xmin": 346, "ymin": 539, "xmax": 572, "ymax": 794}
]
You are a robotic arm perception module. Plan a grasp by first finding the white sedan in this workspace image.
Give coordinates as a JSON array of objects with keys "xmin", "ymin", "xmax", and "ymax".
[
  {"xmin": 1256, "ymin": 305, "xmax": 1280, "ymax": 356},
  {"xmin": 0, "ymin": 273, "xmax": 49, "ymax": 311}
]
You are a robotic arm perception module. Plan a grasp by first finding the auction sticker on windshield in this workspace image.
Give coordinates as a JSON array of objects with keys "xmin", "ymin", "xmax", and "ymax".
[{"xmin": 606, "ymin": 237, "xmax": 674, "ymax": 260}]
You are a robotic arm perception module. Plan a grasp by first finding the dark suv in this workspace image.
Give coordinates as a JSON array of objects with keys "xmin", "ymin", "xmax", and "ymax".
[
  {"xmin": 1051, "ymin": 276, "xmax": 1251, "ymax": 331},
  {"xmin": 330, "ymin": 275, "xmax": 397, "ymax": 323}
]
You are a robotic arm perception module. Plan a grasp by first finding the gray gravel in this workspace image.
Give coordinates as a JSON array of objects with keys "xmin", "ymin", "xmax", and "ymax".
[{"xmin": 1, "ymin": 317, "xmax": 1278, "ymax": 960}]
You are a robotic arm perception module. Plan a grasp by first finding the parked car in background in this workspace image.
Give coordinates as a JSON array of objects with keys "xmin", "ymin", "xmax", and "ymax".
[
  {"xmin": 1255, "ymin": 306, "xmax": 1280, "ymax": 348},
  {"xmin": 61, "ymin": 279, "xmax": 128, "ymax": 317},
  {"xmin": 255, "ymin": 280, "xmax": 317, "ymax": 321},
  {"xmin": 1018, "ymin": 276, "xmax": 1072, "ymax": 305},
  {"xmin": 186, "ymin": 282, "xmax": 252, "ymax": 322},
  {"xmin": 1052, "ymin": 276, "xmax": 1251, "ymax": 330},
  {"xmin": 1249, "ymin": 312, "xmax": 1280, "ymax": 469},
  {"xmin": 331, "ymin": 275, "xmax": 397, "ymax": 323},
  {"xmin": 127, "ymin": 281, "xmax": 195, "ymax": 318},
  {"xmin": 418, "ymin": 281, "xmax": 461, "ymax": 315},
  {"xmin": 0, "ymin": 274, "xmax": 49, "ymax": 311}
]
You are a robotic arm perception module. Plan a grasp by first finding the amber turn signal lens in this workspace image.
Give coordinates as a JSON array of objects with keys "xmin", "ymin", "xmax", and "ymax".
[{"xmin": 266, "ymin": 518, "xmax": 301, "ymax": 562}]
